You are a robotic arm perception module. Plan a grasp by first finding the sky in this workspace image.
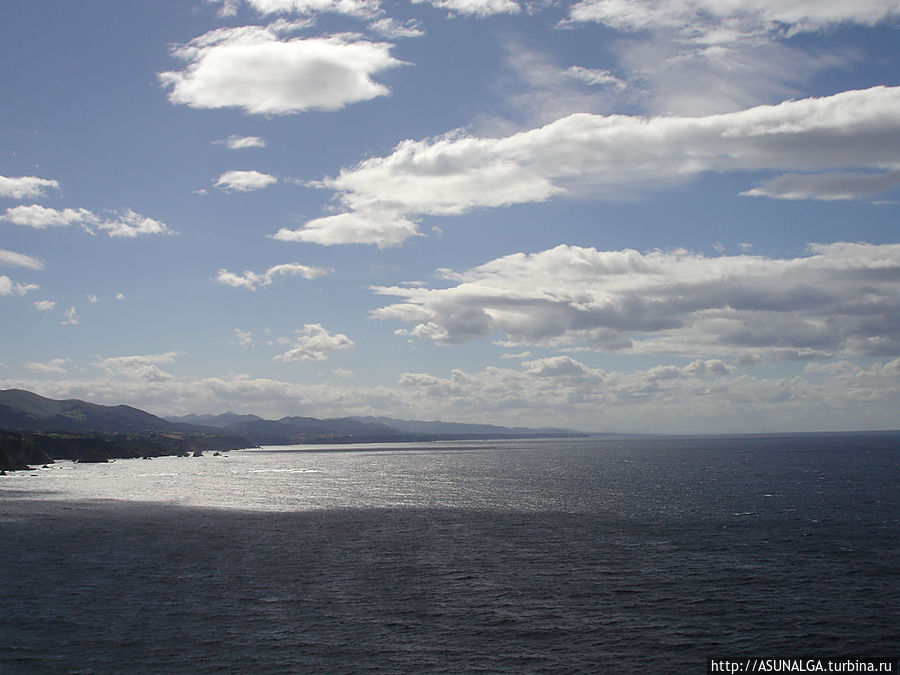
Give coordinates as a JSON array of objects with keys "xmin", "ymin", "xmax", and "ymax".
[{"xmin": 1, "ymin": 0, "xmax": 899, "ymax": 434}]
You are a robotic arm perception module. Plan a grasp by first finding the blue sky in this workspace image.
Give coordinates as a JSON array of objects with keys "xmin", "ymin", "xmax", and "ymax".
[{"xmin": 2, "ymin": 0, "xmax": 899, "ymax": 433}]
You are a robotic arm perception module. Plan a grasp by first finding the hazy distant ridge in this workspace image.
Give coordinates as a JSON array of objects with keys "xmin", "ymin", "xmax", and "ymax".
[{"xmin": 165, "ymin": 412, "xmax": 587, "ymax": 444}]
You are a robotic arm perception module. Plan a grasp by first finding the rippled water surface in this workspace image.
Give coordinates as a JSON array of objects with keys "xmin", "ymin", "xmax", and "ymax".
[{"xmin": 1, "ymin": 435, "xmax": 898, "ymax": 673}]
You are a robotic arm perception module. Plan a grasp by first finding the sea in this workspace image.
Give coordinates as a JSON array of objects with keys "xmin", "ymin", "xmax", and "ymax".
[{"xmin": 1, "ymin": 433, "xmax": 897, "ymax": 674}]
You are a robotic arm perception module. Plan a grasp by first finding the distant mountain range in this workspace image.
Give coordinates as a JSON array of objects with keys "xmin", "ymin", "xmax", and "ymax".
[
  {"xmin": 0, "ymin": 388, "xmax": 587, "ymax": 455},
  {"xmin": 164, "ymin": 412, "xmax": 588, "ymax": 445}
]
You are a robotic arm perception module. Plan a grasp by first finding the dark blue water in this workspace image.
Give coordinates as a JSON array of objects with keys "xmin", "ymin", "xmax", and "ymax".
[{"xmin": 1, "ymin": 434, "xmax": 898, "ymax": 673}]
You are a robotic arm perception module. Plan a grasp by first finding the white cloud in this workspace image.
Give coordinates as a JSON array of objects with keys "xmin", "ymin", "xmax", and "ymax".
[
  {"xmin": 0, "ymin": 276, "xmax": 38, "ymax": 296},
  {"xmin": 224, "ymin": 134, "xmax": 267, "ymax": 149},
  {"xmin": 97, "ymin": 210, "xmax": 172, "ymax": 238},
  {"xmin": 272, "ymin": 209, "xmax": 420, "ymax": 249},
  {"xmin": 742, "ymin": 170, "xmax": 900, "ymax": 201},
  {"xmin": 295, "ymin": 86, "xmax": 900, "ymax": 244},
  {"xmin": 565, "ymin": 66, "xmax": 626, "ymax": 89},
  {"xmin": 33, "ymin": 300, "xmax": 56, "ymax": 311},
  {"xmin": 2, "ymin": 205, "xmax": 98, "ymax": 229},
  {"xmin": 159, "ymin": 25, "xmax": 404, "ymax": 115},
  {"xmin": 616, "ymin": 35, "xmax": 849, "ymax": 116},
  {"xmin": 94, "ymin": 352, "xmax": 178, "ymax": 382},
  {"xmin": 411, "ymin": 0, "xmax": 520, "ymax": 16},
  {"xmin": 500, "ymin": 351, "xmax": 532, "ymax": 359},
  {"xmin": 0, "ymin": 174, "xmax": 59, "ymax": 200},
  {"xmin": 0, "ymin": 248, "xmax": 44, "ymax": 270},
  {"xmin": 562, "ymin": 0, "xmax": 891, "ymax": 115},
  {"xmin": 1, "ymin": 205, "xmax": 170, "ymax": 238},
  {"xmin": 216, "ymin": 262, "xmax": 333, "ymax": 290},
  {"xmin": 215, "ymin": 169, "xmax": 278, "ymax": 192},
  {"xmin": 233, "ymin": 328, "xmax": 254, "ymax": 348},
  {"xmin": 25, "ymin": 358, "xmax": 69, "ymax": 374},
  {"xmin": 567, "ymin": 0, "xmax": 900, "ymax": 38},
  {"xmin": 61, "ymin": 306, "xmax": 79, "ymax": 325},
  {"xmin": 214, "ymin": 0, "xmax": 242, "ymax": 16},
  {"xmin": 489, "ymin": 42, "xmax": 627, "ymax": 128},
  {"xmin": 373, "ymin": 242, "xmax": 900, "ymax": 361},
  {"xmin": 274, "ymin": 323, "xmax": 355, "ymax": 362},
  {"xmin": 368, "ymin": 17, "xmax": 425, "ymax": 38},
  {"xmin": 219, "ymin": 0, "xmax": 382, "ymax": 18}
]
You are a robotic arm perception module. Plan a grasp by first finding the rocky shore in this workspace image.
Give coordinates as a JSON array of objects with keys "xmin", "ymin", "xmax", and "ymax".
[{"xmin": 0, "ymin": 431, "xmax": 249, "ymax": 472}]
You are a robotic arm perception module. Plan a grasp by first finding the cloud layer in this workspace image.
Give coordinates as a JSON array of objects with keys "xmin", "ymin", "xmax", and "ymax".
[
  {"xmin": 4, "ymin": 352, "xmax": 898, "ymax": 432},
  {"xmin": 217, "ymin": 0, "xmax": 382, "ymax": 19},
  {"xmin": 373, "ymin": 242, "xmax": 900, "ymax": 361},
  {"xmin": 280, "ymin": 86, "xmax": 900, "ymax": 246},
  {"xmin": 411, "ymin": 0, "xmax": 520, "ymax": 17},
  {"xmin": 567, "ymin": 0, "xmax": 900, "ymax": 39}
]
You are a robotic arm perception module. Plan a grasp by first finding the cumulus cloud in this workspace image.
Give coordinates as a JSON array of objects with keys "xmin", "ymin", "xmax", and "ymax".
[
  {"xmin": 223, "ymin": 134, "xmax": 267, "ymax": 149},
  {"xmin": 368, "ymin": 17, "xmax": 425, "ymax": 38},
  {"xmin": 272, "ymin": 209, "xmax": 420, "ymax": 248},
  {"xmin": 411, "ymin": 0, "xmax": 520, "ymax": 16},
  {"xmin": 742, "ymin": 169, "xmax": 900, "ymax": 201},
  {"xmin": 33, "ymin": 300, "xmax": 56, "ymax": 311},
  {"xmin": 159, "ymin": 25, "xmax": 404, "ymax": 115},
  {"xmin": 291, "ymin": 86, "xmax": 900, "ymax": 245},
  {"xmin": 216, "ymin": 262, "xmax": 333, "ymax": 290},
  {"xmin": 96, "ymin": 210, "xmax": 172, "ymax": 238},
  {"xmin": 0, "ymin": 248, "xmax": 43, "ymax": 270},
  {"xmin": 94, "ymin": 352, "xmax": 178, "ymax": 382},
  {"xmin": 1, "ymin": 205, "xmax": 171, "ymax": 238},
  {"xmin": 24, "ymin": 358, "xmax": 70, "ymax": 374},
  {"xmin": 274, "ymin": 323, "xmax": 354, "ymax": 362},
  {"xmin": 0, "ymin": 174, "xmax": 59, "ymax": 200},
  {"xmin": 0, "ymin": 277, "xmax": 38, "ymax": 296},
  {"xmin": 215, "ymin": 169, "xmax": 278, "ymax": 192},
  {"xmin": 2, "ymin": 205, "xmax": 98, "ymax": 229},
  {"xmin": 373, "ymin": 242, "xmax": 900, "ymax": 361}
]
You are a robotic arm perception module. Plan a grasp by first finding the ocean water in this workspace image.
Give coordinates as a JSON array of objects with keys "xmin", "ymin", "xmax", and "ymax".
[{"xmin": 1, "ymin": 434, "xmax": 897, "ymax": 673}]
